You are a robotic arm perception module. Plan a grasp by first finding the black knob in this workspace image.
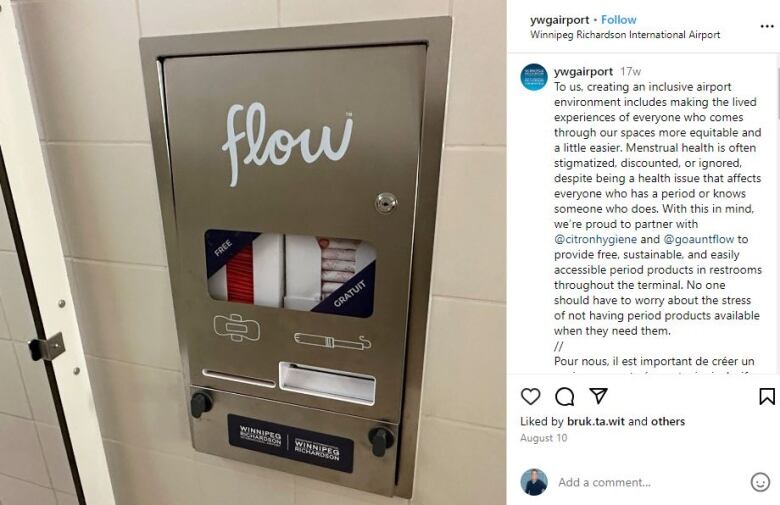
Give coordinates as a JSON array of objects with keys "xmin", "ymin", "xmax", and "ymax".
[
  {"xmin": 190, "ymin": 391, "xmax": 213, "ymax": 419},
  {"xmin": 28, "ymin": 339, "xmax": 43, "ymax": 361},
  {"xmin": 368, "ymin": 427, "xmax": 395, "ymax": 457}
]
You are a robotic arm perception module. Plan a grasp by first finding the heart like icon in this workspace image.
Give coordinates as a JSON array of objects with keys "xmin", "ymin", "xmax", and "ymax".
[{"xmin": 521, "ymin": 387, "xmax": 541, "ymax": 406}]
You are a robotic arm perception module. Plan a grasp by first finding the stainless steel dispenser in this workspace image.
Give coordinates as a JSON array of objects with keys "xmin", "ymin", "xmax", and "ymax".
[{"xmin": 140, "ymin": 17, "xmax": 451, "ymax": 497}]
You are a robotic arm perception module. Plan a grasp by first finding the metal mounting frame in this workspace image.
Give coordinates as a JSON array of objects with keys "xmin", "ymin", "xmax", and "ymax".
[{"xmin": 140, "ymin": 16, "xmax": 452, "ymax": 497}]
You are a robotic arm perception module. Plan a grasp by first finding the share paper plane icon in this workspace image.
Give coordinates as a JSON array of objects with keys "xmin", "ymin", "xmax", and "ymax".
[{"xmin": 589, "ymin": 388, "xmax": 608, "ymax": 405}]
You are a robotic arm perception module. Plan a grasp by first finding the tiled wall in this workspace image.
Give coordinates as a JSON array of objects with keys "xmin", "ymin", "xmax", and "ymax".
[{"xmin": 4, "ymin": 0, "xmax": 506, "ymax": 503}]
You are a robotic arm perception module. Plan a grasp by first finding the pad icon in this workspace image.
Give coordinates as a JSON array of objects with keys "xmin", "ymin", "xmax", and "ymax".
[{"xmin": 213, "ymin": 313, "xmax": 261, "ymax": 343}]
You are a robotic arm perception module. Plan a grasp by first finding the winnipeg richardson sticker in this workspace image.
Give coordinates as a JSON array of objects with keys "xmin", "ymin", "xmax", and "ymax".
[
  {"xmin": 227, "ymin": 414, "xmax": 354, "ymax": 473},
  {"xmin": 221, "ymin": 102, "xmax": 353, "ymax": 187}
]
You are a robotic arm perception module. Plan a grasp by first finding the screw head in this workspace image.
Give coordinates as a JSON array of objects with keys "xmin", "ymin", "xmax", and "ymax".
[
  {"xmin": 57, "ymin": 299, "xmax": 66, "ymax": 308},
  {"xmin": 73, "ymin": 367, "xmax": 80, "ymax": 375}
]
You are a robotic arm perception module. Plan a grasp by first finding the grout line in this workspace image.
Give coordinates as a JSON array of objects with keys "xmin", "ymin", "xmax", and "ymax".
[
  {"xmin": 0, "ymin": 287, "xmax": 14, "ymax": 341},
  {"xmin": 86, "ymin": 353, "xmax": 182, "ymax": 374},
  {"xmin": 102, "ymin": 437, "xmax": 193, "ymax": 462},
  {"xmin": 292, "ymin": 474, "xmax": 404, "ymax": 502},
  {"xmin": 4, "ymin": 343, "xmax": 49, "ymax": 450},
  {"xmin": 43, "ymin": 141, "xmax": 502, "ymax": 149},
  {"xmin": 0, "ymin": 469, "xmax": 57, "ymax": 495},
  {"xmin": 0, "ymin": 408, "xmax": 35, "ymax": 424},
  {"xmin": 5, "ymin": 0, "xmax": 57, "ymax": 4},
  {"xmin": 67, "ymin": 255, "xmax": 167, "ymax": 271},
  {"xmin": 0, "ymin": 412, "xmax": 55, "ymax": 489},
  {"xmin": 422, "ymin": 414, "xmax": 505, "ymax": 433},
  {"xmin": 32, "ymin": 417, "xmax": 62, "ymax": 430},
  {"xmin": 106, "ymin": 436, "xmax": 305, "ymax": 486},
  {"xmin": 444, "ymin": 143, "xmax": 506, "ymax": 150},
  {"xmin": 132, "ymin": 0, "xmax": 144, "ymax": 37},
  {"xmin": 33, "ymin": 421, "xmax": 74, "ymax": 495},
  {"xmin": 5, "ymin": 343, "xmax": 57, "ymax": 491},
  {"xmin": 431, "ymin": 293, "xmax": 506, "ymax": 305},
  {"xmin": 98, "ymin": 414, "xmax": 503, "ymax": 471},
  {"xmin": 55, "ymin": 492, "xmax": 78, "ymax": 504},
  {"xmin": 96, "ymin": 419, "xmax": 503, "ymax": 485},
  {"xmin": 45, "ymin": 140, "xmax": 152, "ymax": 147}
]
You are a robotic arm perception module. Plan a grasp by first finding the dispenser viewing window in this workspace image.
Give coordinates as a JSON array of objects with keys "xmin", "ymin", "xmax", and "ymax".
[
  {"xmin": 140, "ymin": 18, "xmax": 451, "ymax": 498},
  {"xmin": 205, "ymin": 230, "xmax": 376, "ymax": 317}
]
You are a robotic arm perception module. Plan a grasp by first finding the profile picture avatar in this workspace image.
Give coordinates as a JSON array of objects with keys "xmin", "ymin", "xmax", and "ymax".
[
  {"xmin": 520, "ymin": 63, "xmax": 548, "ymax": 90},
  {"xmin": 521, "ymin": 468, "xmax": 548, "ymax": 496}
]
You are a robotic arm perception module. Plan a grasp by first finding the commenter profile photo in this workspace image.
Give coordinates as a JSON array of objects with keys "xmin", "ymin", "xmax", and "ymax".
[{"xmin": 521, "ymin": 468, "xmax": 548, "ymax": 496}]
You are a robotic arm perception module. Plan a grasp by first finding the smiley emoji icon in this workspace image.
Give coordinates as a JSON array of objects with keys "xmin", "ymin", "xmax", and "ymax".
[{"xmin": 751, "ymin": 472, "xmax": 770, "ymax": 492}]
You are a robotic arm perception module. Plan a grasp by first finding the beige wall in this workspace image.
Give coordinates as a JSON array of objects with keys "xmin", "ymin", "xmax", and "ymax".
[{"xmin": 4, "ymin": 0, "xmax": 505, "ymax": 504}]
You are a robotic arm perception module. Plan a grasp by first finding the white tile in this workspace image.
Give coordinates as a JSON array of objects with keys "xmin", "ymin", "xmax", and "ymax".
[
  {"xmin": 411, "ymin": 418, "xmax": 504, "ymax": 505},
  {"xmin": 37, "ymin": 422, "xmax": 76, "ymax": 495},
  {"xmin": 446, "ymin": 0, "xmax": 506, "ymax": 146},
  {"xmin": 0, "ymin": 340, "xmax": 32, "ymax": 418},
  {"xmin": 422, "ymin": 298, "xmax": 505, "ymax": 428},
  {"xmin": 18, "ymin": 0, "xmax": 150, "ymax": 141},
  {"xmin": 431, "ymin": 148, "xmax": 506, "ymax": 301},
  {"xmin": 197, "ymin": 461, "xmax": 295, "ymax": 505},
  {"xmin": 104, "ymin": 440, "xmax": 200, "ymax": 505},
  {"xmin": 47, "ymin": 143, "xmax": 166, "ymax": 266},
  {"xmin": 55, "ymin": 492, "xmax": 79, "ymax": 505},
  {"xmin": 294, "ymin": 477, "xmax": 407, "ymax": 505},
  {"xmin": 0, "ymin": 474, "xmax": 57, "ymax": 505},
  {"xmin": 0, "ymin": 413, "xmax": 51, "ymax": 487},
  {"xmin": 14, "ymin": 342, "xmax": 58, "ymax": 425},
  {"xmin": 68, "ymin": 260, "xmax": 180, "ymax": 370},
  {"xmin": 87, "ymin": 357, "xmax": 193, "ymax": 457},
  {"xmin": 280, "ymin": 0, "xmax": 449, "ymax": 26},
  {"xmin": 0, "ymin": 251, "xmax": 36, "ymax": 341},
  {"xmin": 139, "ymin": 0, "xmax": 278, "ymax": 36}
]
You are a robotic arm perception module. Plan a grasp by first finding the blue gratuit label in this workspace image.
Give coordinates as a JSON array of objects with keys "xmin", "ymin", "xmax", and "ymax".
[{"xmin": 312, "ymin": 261, "xmax": 375, "ymax": 318}]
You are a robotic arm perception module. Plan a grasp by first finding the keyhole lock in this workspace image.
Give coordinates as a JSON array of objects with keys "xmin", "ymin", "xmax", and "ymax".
[
  {"xmin": 375, "ymin": 192, "xmax": 398, "ymax": 215},
  {"xmin": 368, "ymin": 427, "xmax": 395, "ymax": 458}
]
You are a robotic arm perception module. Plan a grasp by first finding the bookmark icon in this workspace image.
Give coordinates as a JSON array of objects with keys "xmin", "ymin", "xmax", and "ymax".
[{"xmin": 759, "ymin": 388, "xmax": 776, "ymax": 406}]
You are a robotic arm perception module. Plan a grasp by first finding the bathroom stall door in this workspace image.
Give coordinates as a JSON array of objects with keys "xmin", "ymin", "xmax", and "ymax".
[
  {"xmin": 0, "ymin": 149, "xmax": 85, "ymax": 503},
  {"xmin": 0, "ymin": 2, "xmax": 116, "ymax": 503}
]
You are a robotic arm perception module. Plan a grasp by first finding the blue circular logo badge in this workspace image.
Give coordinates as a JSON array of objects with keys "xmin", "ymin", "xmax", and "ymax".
[{"xmin": 521, "ymin": 63, "xmax": 548, "ymax": 91}]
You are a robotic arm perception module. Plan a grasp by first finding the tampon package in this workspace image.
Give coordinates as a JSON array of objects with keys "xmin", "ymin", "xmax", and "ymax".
[{"xmin": 206, "ymin": 230, "xmax": 375, "ymax": 318}]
